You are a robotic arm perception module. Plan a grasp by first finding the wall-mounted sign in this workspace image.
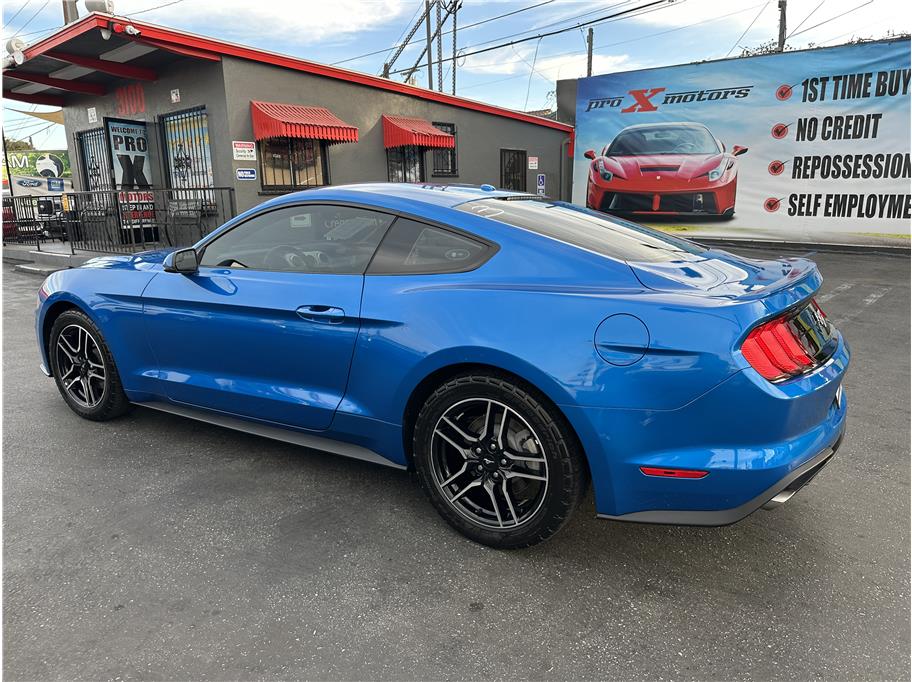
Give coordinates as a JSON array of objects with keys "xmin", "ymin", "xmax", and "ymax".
[
  {"xmin": 114, "ymin": 83, "xmax": 145, "ymax": 116},
  {"xmin": 105, "ymin": 118, "xmax": 151, "ymax": 189},
  {"xmin": 528, "ymin": 156, "xmax": 539, "ymax": 170},
  {"xmin": 118, "ymin": 190, "xmax": 155, "ymax": 228},
  {"xmin": 170, "ymin": 88, "xmax": 181, "ymax": 103},
  {"xmin": 236, "ymin": 167, "xmax": 257, "ymax": 180},
  {"xmin": 537, "ymin": 173, "xmax": 546, "ymax": 195},
  {"xmin": 87, "ymin": 107, "xmax": 97, "ymax": 124},
  {"xmin": 232, "ymin": 141, "xmax": 257, "ymax": 161}
]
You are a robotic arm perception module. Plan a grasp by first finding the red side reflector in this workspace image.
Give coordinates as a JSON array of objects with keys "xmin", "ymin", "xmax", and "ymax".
[{"xmin": 639, "ymin": 466, "xmax": 708, "ymax": 479}]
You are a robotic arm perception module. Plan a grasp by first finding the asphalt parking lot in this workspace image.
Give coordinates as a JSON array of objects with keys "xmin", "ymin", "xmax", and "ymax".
[{"xmin": 3, "ymin": 246, "xmax": 910, "ymax": 681}]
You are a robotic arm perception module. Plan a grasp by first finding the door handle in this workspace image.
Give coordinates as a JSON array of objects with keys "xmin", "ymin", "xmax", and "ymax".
[{"xmin": 296, "ymin": 305, "xmax": 346, "ymax": 324}]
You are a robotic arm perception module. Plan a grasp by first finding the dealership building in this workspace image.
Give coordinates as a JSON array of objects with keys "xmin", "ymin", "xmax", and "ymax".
[{"xmin": 2, "ymin": 12, "xmax": 573, "ymax": 214}]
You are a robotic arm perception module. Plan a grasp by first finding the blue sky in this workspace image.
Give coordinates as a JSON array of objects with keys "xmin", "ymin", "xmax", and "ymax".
[{"xmin": 3, "ymin": 0, "xmax": 908, "ymax": 149}]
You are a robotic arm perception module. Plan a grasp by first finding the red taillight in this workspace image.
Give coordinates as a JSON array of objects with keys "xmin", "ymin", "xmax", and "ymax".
[
  {"xmin": 639, "ymin": 466, "xmax": 708, "ymax": 479},
  {"xmin": 741, "ymin": 300, "xmax": 823, "ymax": 382}
]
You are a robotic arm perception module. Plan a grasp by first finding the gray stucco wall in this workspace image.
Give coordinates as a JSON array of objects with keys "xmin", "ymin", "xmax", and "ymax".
[
  {"xmin": 221, "ymin": 57, "xmax": 571, "ymax": 211},
  {"xmin": 59, "ymin": 54, "xmax": 571, "ymax": 214},
  {"xmin": 62, "ymin": 57, "xmax": 231, "ymax": 191}
]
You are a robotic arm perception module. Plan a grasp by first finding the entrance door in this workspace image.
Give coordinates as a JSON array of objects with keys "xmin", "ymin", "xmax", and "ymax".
[{"xmin": 141, "ymin": 203, "xmax": 394, "ymax": 431}]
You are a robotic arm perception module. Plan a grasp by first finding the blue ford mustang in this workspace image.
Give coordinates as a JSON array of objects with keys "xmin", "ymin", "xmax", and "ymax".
[{"xmin": 36, "ymin": 183, "xmax": 849, "ymax": 548}]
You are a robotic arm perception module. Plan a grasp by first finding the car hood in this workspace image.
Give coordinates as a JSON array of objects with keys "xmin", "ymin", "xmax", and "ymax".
[
  {"xmin": 627, "ymin": 249, "xmax": 819, "ymax": 299},
  {"xmin": 81, "ymin": 248, "xmax": 176, "ymax": 270},
  {"xmin": 605, "ymin": 153, "xmax": 723, "ymax": 180}
]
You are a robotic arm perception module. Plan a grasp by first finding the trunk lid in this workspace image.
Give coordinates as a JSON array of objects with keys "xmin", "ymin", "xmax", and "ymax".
[{"xmin": 627, "ymin": 249, "xmax": 819, "ymax": 300}]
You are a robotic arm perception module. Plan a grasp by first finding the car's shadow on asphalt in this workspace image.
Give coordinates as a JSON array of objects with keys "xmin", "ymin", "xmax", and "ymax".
[{"xmin": 69, "ymin": 401, "xmax": 830, "ymax": 606}]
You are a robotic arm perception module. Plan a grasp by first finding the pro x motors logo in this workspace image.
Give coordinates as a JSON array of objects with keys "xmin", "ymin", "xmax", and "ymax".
[{"xmin": 586, "ymin": 85, "xmax": 754, "ymax": 113}]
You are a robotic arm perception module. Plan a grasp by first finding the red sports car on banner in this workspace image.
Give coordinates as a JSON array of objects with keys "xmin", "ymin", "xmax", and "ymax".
[{"xmin": 584, "ymin": 122, "xmax": 747, "ymax": 219}]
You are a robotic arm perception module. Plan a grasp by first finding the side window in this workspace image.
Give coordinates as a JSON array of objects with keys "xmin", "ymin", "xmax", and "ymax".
[
  {"xmin": 199, "ymin": 205, "xmax": 394, "ymax": 274},
  {"xmin": 368, "ymin": 218, "xmax": 492, "ymax": 275}
]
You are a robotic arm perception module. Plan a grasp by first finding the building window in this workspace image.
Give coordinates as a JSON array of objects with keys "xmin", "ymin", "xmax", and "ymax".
[
  {"xmin": 500, "ymin": 149, "xmax": 527, "ymax": 192},
  {"xmin": 431, "ymin": 122, "xmax": 457, "ymax": 177},
  {"xmin": 259, "ymin": 138, "xmax": 328, "ymax": 192},
  {"xmin": 161, "ymin": 107, "xmax": 214, "ymax": 190},
  {"xmin": 387, "ymin": 145, "xmax": 425, "ymax": 183}
]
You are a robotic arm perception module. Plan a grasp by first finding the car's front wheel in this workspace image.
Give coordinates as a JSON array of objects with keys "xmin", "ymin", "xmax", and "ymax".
[
  {"xmin": 414, "ymin": 373, "xmax": 588, "ymax": 548},
  {"xmin": 49, "ymin": 310, "xmax": 130, "ymax": 421}
]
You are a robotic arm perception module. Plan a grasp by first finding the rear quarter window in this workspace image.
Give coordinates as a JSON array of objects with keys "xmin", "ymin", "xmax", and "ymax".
[
  {"xmin": 455, "ymin": 199, "xmax": 705, "ymax": 263},
  {"xmin": 367, "ymin": 217, "xmax": 494, "ymax": 275}
]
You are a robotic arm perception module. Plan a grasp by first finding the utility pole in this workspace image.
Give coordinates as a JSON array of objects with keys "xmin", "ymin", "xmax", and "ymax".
[
  {"xmin": 2, "ymin": 134, "xmax": 15, "ymax": 197},
  {"xmin": 436, "ymin": 0, "xmax": 444, "ymax": 92},
  {"xmin": 451, "ymin": 3, "xmax": 457, "ymax": 94},
  {"xmin": 425, "ymin": 0, "xmax": 434, "ymax": 90},
  {"xmin": 586, "ymin": 27, "xmax": 594, "ymax": 77},
  {"xmin": 777, "ymin": 0, "xmax": 787, "ymax": 52}
]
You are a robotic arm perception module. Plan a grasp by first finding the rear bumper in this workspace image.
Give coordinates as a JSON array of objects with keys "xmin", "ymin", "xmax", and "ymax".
[
  {"xmin": 597, "ymin": 430, "xmax": 843, "ymax": 526},
  {"xmin": 565, "ymin": 331, "xmax": 850, "ymax": 523}
]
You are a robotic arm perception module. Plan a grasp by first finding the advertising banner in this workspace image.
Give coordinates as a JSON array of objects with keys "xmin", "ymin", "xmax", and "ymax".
[
  {"xmin": 573, "ymin": 39, "xmax": 911, "ymax": 243},
  {"xmin": 1, "ymin": 149, "xmax": 73, "ymax": 196},
  {"xmin": 105, "ymin": 118, "xmax": 151, "ymax": 189}
]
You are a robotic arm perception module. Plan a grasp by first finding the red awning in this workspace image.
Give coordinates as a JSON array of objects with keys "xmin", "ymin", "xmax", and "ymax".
[
  {"xmin": 250, "ymin": 101, "xmax": 358, "ymax": 144},
  {"xmin": 382, "ymin": 115, "xmax": 455, "ymax": 149}
]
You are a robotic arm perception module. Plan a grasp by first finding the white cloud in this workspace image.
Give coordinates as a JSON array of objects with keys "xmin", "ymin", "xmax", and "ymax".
[
  {"xmin": 462, "ymin": 44, "xmax": 637, "ymax": 80},
  {"xmin": 101, "ymin": 0, "xmax": 411, "ymax": 43}
]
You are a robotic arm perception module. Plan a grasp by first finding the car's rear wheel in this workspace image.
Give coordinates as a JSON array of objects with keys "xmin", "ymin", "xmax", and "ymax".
[
  {"xmin": 49, "ymin": 310, "xmax": 130, "ymax": 421},
  {"xmin": 414, "ymin": 373, "xmax": 588, "ymax": 548}
]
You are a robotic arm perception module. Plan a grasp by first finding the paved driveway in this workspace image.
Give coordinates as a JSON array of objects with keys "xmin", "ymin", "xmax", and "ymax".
[{"xmin": 3, "ymin": 247, "xmax": 909, "ymax": 680}]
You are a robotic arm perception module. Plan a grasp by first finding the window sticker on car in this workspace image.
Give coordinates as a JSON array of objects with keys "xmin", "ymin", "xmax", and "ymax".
[{"xmin": 290, "ymin": 213, "xmax": 312, "ymax": 228}]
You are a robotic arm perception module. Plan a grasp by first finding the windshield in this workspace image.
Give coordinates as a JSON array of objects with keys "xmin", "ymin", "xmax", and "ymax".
[
  {"xmin": 606, "ymin": 125, "xmax": 720, "ymax": 156},
  {"xmin": 455, "ymin": 199, "xmax": 705, "ymax": 263}
]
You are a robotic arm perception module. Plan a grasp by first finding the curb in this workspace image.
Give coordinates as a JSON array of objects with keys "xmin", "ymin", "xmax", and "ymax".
[{"xmin": 694, "ymin": 237, "xmax": 910, "ymax": 258}]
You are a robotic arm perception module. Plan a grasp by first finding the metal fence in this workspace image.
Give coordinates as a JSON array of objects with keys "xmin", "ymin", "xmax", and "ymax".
[
  {"xmin": 3, "ymin": 195, "xmax": 69, "ymax": 249},
  {"xmin": 2, "ymin": 187, "xmax": 236, "ymax": 254}
]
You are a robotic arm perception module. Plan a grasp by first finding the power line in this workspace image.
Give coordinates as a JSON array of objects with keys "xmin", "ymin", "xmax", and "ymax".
[
  {"xmin": 388, "ymin": 0, "xmax": 673, "ymax": 76},
  {"xmin": 126, "ymin": 0, "xmax": 188, "ymax": 16},
  {"xmin": 9, "ymin": 0, "xmax": 50, "ymax": 39},
  {"xmin": 787, "ymin": 0, "xmax": 826, "ymax": 38},
  {"xmin": 724, "ymin": 0, "xmax": 770, "ymax": 57},
  {"xmin": 333, "ymin": 0, "xmax": 561, "ymax": 66},
  {"xmin": 449, "ymin": 0, "xmax": 641, "ymax": 55},
  {"xmin": 523, "ymin": 38, "xmax": 542, "ymax": 110},
  {"xmin": 4, "ymin": 0, "xmax": 31, "ymax": 26},
  {"xmin": 455, "ymin": 1, "xmax": 767, "ymax": 91},
  {"xmin": 789, "ymin": 0, "xmax": 874, "ymax": 37}
]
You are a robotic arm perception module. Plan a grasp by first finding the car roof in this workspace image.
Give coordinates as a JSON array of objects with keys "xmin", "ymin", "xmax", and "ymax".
[{"xmin": 258, "ymin": 183, "xmax": 534, "ymax": 214}]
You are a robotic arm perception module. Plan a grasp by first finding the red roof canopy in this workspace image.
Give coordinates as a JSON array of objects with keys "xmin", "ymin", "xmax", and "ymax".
[
  {"xmin": 382, "ymin": 115, "xmax": 455, "ymax": 149},
  {"xmin": 251, "ymin": 101, "xmax": 358, "ymax": 144}
]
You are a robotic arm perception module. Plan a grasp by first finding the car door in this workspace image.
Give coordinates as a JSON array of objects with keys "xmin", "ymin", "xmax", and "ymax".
[{"xmin": 141, "ymin": 203, "xmax": 394, "ymax": 431}]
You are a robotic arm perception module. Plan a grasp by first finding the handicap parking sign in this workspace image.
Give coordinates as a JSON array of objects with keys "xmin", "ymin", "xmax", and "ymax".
[{"xmin": 536, "ymin": 173, "xmax": 546, "ymax": 195}]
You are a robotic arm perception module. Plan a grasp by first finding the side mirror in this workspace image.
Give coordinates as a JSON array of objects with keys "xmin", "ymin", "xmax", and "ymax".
[
  {"xmin": 732, "ymin": 145, "xmax": 748, "ymax": 157},
  {"xmin": 163, "ymin": 248, "xmax": 199, "ymax": 273},
  {"xmin": 584, "ymin": 150, "xmax": 596, "ymax": 160}
]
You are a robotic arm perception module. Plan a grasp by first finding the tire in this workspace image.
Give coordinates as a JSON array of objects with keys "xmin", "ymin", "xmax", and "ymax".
[
  {"xmin": 413, "ymin": 372, "xmax": 588, "ymax": 549},
  {"xmin": 49, "ymin": 309, "xmax": 131, "ymax": 421}
]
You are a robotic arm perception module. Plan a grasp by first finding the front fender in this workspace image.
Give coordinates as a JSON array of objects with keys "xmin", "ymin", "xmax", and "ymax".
[{"xmin": 36, "ymin": 268, "xmax": 161, "ymax": 397}]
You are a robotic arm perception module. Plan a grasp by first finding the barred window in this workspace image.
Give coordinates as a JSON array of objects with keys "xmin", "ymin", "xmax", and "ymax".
[
  {"xmin": 431, "ymin": 122, "xmax": 457, "ymax": 177},
  {"xmin": 260, "ymin": 138, "xmax": 328, "ymax": 191}
]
